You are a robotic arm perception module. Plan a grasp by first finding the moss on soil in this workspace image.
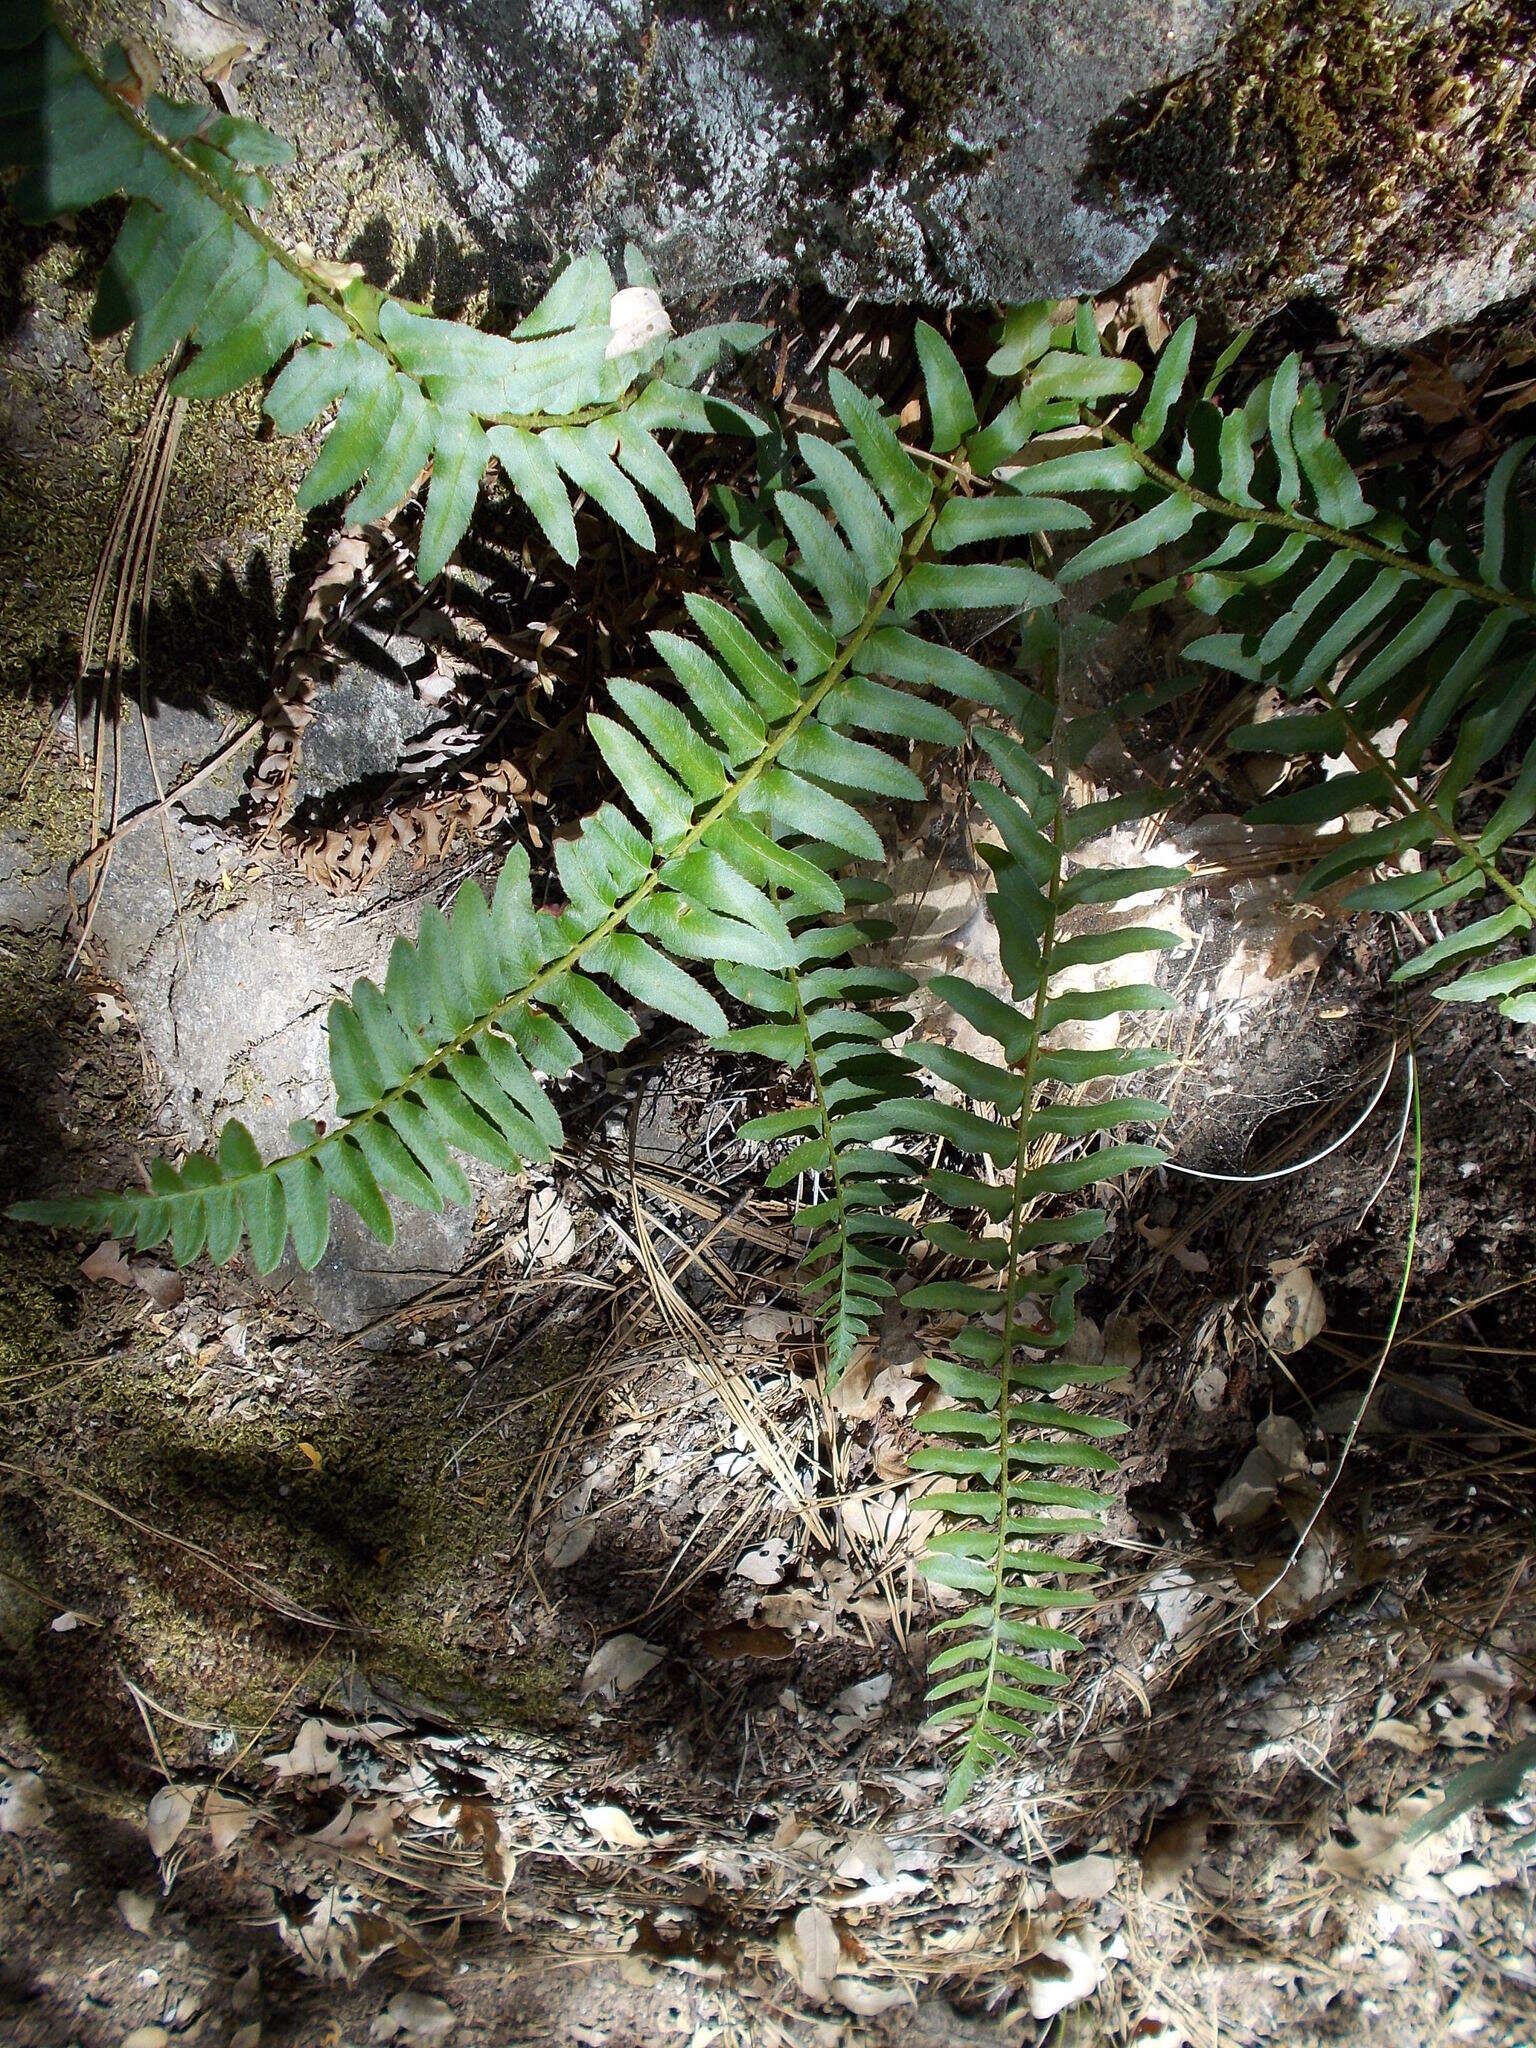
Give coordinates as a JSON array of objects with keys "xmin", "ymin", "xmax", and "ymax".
[
  {"xmin": 2, "ymin": 0, "xmax": 462, "ymax": 694},
  {"xmin": 0, "ymin": 216, "xmax": 309, "ymax": 690},
  {"xmin": 0, "ymin": 926, "xmax": 564, "ymax": 1748},
  {"xmin": 1110, "ymin": 0, "xmax": 1536, "ymax": 317},
  {"xmin": 0, "ymin": 685, "xmax": 92, "ymax": 864},
  {"xmin": 1, "ymin": 1317, "xmax": 568, "ymax": 1750}
]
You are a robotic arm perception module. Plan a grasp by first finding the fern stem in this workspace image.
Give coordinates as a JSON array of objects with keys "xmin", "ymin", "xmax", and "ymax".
[
  {"xmin": 59, "ymin": 25, "xmax": 364, "ymax": 336},
  {"xmin": 1324, "ymin": 688, "xmax": 1536, "ymax": 922},
  {"xmin": 954, "ymin": 802, "xmax": 1065, "ymax": 1803},
  {"xmin": 1091, "ymin": 415, "xmax": 1536, "ymax": 624},
  {"xmin": 784, "ymin": 946, "xmax": 857, "ymax": 1352},
  {"xmin": 1075, "ymin": 401, "xmax": 1536, "ymax": 922}
]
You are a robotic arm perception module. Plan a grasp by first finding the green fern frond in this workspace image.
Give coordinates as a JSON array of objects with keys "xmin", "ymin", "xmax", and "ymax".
[
  {"xmin": 10, "ymin": 344, "xmax": 1068, "ymax": 1290},
  {"xmin": 710, "ymin": 327, "xmax": 1069, "ymax": 1378},
  {"xmin": 975, "ymin": 301, "xmax": 1536, "ymax": 1020},
  {"xmin": 907, "ymin": 702, "xmax": 1184, "ymax": 1811},
  {"xmin": 721, "ymin": 918, "xmax": 924, "ymax": 1382},
  {"xmin": 0, "ymin": 8, "xmax": 767, "ymax": 577}
]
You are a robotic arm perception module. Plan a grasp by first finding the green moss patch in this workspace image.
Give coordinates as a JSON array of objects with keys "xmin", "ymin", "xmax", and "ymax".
[
  {"xmin": 9, "ymin": 1325, "xmax": 567, "ymax": 1735},
  {"xmin": 1109, "ymin": 0, "xmax": 1536, "ymax": 317},
  {"xmin": 757, "ymin": 0, "xmax": 992, "ymax": 174}
]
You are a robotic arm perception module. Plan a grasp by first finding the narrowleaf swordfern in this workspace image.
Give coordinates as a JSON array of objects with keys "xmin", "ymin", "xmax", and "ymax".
[
  {"xmin": 0, "ymin": 2, "xmax": 766, "ymax": 578},
  {"xmin": 980, "ymin": 302, "xmax": 1536, "ymax": 1022},
  {"xmin": 8, "ymin": 349, "xmax": 1064, "ymax": 1326},
  {"xmin": 894, "ymin": 685, "xmax": 1184, "ymax": 1807},
  {"xmin": 25, "ymin": 18, "xmax": 1526, "ymax": 1804},
  {"xmin": 0, "ymin": 117, "xmax": 1195, "ymax": 1795}
]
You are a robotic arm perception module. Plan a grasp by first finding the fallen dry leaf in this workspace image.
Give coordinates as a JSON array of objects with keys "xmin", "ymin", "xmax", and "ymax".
[
  {"xmin": 1262, "ymin": 1267, "xmax": 1326, "ymax": 1355},
  {"xmin": 146, "ymin": 1783, "xmax": 196, "ymax": 1856},
  {"xmin": 1026, "ymin": 1929, "xmax": 1104, "ymax": 2020},
  {"xmin": 1193, "ymin": 1363, "xmax": 1228, "ymax": 1413},
  {"xmin": 1257, "ymin": 1412, "xmax": 1308, "ymax": 1474},
  {"xmin": 0, "ymin": 1770, "xmax": 49, "ymax": 1836},
  {"xmin": 1368, "ymin": 1713, "xmax": 1434, "ymax": 1757},
  {"xmin": 206, "ymin": 1787, "xmax": 253, "ymax": 1855},
  {"xmin": 544, "ymin": 1515, "xmax": 596, "ymax": 1569},
  {"xmin": 269, "ymin": 1719, "xmax": 342, "ymax": 1783},
  {"xmin": 1139, "ymin": 1565, "xmax": 1206, "ymax": 1642},
  {"xmin": 830, "ymin": 1673, "xmax": 891, "ymax": 1722},
  {"xmin": 1101, "ymin": 1311, "xmax": 1142, "ymax": 1375},
  {"xmin": 369, "ymin": 1989, "xmax": 455, "ymax": 2043},
  {"xmin": 80, "ymin": 1239, "xmax": 132, "ymax": 1287},
  {"xmin": 1215, "ymin": 1446, "xmax": 1283, "ymax": 1530},
  {"xmin": 117, "ymin": 1888, "xmax": 156, "ymax": 1934},
  {"xmin": 158, "ymin": 0, "xmax": 264, "ymax": 82},
  {"xmin": 80, "ymin": 1238, "xmax": 185, "ymax": 1310},
  {"xmin": 735, "ymin": 1538, "xmax": 791, "ymax": 1586},
  {"xmin": 580, "ymin": 1802, "xmax": 647, "ymax": 1850},
  {"xmin": 780, "ymin": 1903, "xmax": 841, "ymax": 2003},
  {"xmin": 700, "ymin": 1624, "xmax": 795, "ymax": 1662},
  {"xmin": 312, "ymin": 1799, "xmax": 401, "ymax": 1851},
  {"xmin": 580, "ymin": 1633, "xmax": 664, "ymax": 1701},
  {"xmin": 521, "ymin": 1185, "xmax": 576, "ymax": 1267},
  {"xmin": 1319, "ymin": 1802, "xmax": 1420, "ymax": 1880},
  {"xmin": 1141, "ymin": 1809, "xmax": 1209, "ymax": 1898},
  {"xmin": 1051, "ymin": 1851, "xmax": 1118, "ymax": 1902},
  {"xmin": 833, "ymin": 1831, "xmax": 894, "ymax": 1886},
  {"xmin": 832, "ymin": 1976, "xmax": 907, "ymax": 2016}
]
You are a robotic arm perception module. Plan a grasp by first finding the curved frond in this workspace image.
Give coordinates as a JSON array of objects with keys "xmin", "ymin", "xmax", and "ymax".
[
  {"xmin": 722, "ymin": 922, "xmax": 924, "ymax": 1383},
  {"xmin": 978, "ymin": 301, "xmax": 1536, "ymax": 1018},
  {"xmin": 11, "ymin": 343, "xmax": 1070, "ymax": 1298},
  {"xmin": 0, "ymin": 11, "xmax": 768, "ymax": 576}
]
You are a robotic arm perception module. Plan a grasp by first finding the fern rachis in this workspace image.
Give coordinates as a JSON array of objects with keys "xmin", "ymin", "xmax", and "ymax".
[
  {"xmin": 10, "ymin": 350, "xmax": 1064, "ymax": 1285},
  {"xmin": 15, "ymin": 47, "xmax": 1536, "ymax": 1818},
  {"xmin": 904, "ymin": 710, "xmax": 1183, "ymax": 1809}
]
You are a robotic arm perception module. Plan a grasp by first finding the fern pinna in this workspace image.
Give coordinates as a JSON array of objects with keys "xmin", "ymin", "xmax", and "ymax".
[
  {"xmin": 0, "ymin": 4, "xmax": 766, "ymax": 578},
  {"xmin": 981, "ymin": 302, "xmax": 1536, "ymax": 1022},
  {"xmin": 11, "ymin": 354, "xmax": 1058, "ymax": 1296}
]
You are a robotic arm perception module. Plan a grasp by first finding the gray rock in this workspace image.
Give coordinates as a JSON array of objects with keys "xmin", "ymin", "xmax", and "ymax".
[
  {"xmin": 281, "ymin": 1197, "xmax": 477, "ymax": 1339},
  {"xmin": 0, "ymin": 691, "xmax": 486, "ymax": 1334},
  {"xmin": 1350, "ymin": 191, "xmax": 1536, "ymax": 349},
  {"xmin": 340, "ymin": 0, "xmax": 1234, "ymax": 305},
  {"xmin": 69, "ymin": 0, "xmax": 1531, "ymax": 356},
  {"xmin": 288, "ymin": 653, "xmax": 441, "ymax": 813},
  {"xmin": 327, "ymin": 0, "xmax": 1536, "ymax": 340}
]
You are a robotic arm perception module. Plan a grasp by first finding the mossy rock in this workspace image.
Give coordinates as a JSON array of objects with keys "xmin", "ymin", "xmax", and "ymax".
[{"xmin": 1103, "ymin": 0, "xmax": 1536, "ymax": 327}]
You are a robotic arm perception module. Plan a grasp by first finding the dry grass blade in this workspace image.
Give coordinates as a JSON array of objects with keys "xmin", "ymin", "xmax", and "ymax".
[
  {"xmin": 621, "ymin": 1094, "xmax": 829, "ymax": 1547},
  {"xmin": 51, "ymin": 373, "xmax": 187, "ymax": 974}
]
